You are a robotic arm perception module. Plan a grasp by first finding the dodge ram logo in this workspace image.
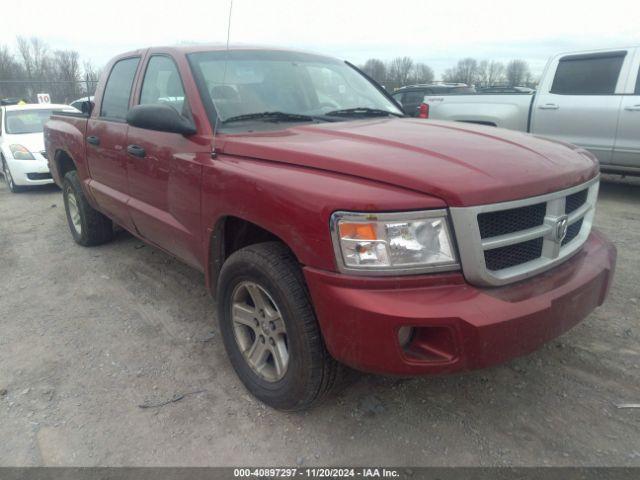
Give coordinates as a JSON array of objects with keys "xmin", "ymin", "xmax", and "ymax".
[{"xmin": 555, "ymin": 215, "xmax": 569, "ymax": 243}]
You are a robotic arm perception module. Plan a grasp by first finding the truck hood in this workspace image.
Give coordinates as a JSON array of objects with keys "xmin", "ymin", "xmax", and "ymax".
[{"xmin": 220, "ymin": 118, "xmax": 599, "ymax": 207}]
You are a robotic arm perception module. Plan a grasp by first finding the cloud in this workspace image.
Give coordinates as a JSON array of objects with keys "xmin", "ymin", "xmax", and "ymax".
[{"xmin": 0, "ymin": 0, "xmax": 638, "ymax": 78}]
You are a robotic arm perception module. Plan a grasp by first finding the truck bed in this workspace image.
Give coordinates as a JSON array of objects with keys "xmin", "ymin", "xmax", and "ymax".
[
  {"xmin": 425, "ymin": 93, "xmax": 535, "ymax": 131},
  {"xmin": 44, "ymin": 113, "xmax": 89, "ymax": 187}
]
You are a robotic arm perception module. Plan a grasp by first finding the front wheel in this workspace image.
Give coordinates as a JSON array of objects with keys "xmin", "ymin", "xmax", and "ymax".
[
  {"xmin": 2, "ymin": 157, "xmax": 23, "ymax": 193},
  {"xmin": 217, "ymin": 242, "xmax": 341, "ymax": 411},
  {"xmin": 62, "ymin": 170, "xmax": 114, "ymax": 246}
]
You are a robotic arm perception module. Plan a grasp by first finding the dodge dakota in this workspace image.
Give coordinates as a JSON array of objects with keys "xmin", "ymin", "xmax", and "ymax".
[
  {"xmin": 44, "ymin": 46, "xmax": 616, "ymax": 410},
  {"xmin": 421, "ymin": 47, "xmax": 640, "ymax": 175}
]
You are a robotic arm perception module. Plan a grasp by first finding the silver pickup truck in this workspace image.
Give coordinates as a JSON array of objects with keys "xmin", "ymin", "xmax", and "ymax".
[{"xmin": 424, "ymin": 47, "xmax": 640, "ymax": 175}]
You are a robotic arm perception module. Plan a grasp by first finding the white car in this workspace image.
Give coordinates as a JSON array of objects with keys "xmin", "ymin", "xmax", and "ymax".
[{"xmin": 1, "ymin": 103, "xmax": 77, "ymax": 192}]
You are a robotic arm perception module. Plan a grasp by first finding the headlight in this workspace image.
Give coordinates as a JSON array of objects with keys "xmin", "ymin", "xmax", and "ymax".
[
  {"xmin": 9, "ymin": 144, "xmax": 35, "ymax": 160},
  {"xmin": 330, "ymin": 210, "xmax": 459, "ymax": 275}
]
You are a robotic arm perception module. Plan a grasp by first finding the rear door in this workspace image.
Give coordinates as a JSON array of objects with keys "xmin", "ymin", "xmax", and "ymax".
[
  {"xmin": 530, "ymin": 50, "xmax": 630, "ymax": 165},
  {"xmin": 125, "ymin": 54, "xmax": 204, "ymax": 268},
  {"xmin": 86, "ymin": 56, "xmax": 141, "ymax": 228},
  {"xmin": 613, "ymin": 48, "xmax": 640, "ymax": 170}
]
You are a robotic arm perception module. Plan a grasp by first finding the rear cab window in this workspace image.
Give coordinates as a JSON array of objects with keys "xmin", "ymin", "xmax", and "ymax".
[
  {"xmin": 635, "ymin": 65, "xmax": 640, "ymax": 94},
  {"xmin": 100, "ymin": 57, "xmax": 140, "ymax": 120},
  {"xmin": 551, "ymin": 52, "xmax": 626, "ymax": 95},
  {"xmin": 403, "ymin": 91, "xmax": 425, "ymax": 103}
]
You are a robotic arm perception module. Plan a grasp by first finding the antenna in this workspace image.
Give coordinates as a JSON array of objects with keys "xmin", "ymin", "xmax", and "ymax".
[{"xmin": 212, "ymin": 0, "xmax": 233, "ymax": 159}]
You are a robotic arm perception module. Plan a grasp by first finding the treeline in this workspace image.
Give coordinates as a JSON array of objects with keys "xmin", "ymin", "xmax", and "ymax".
[
  {"xmin": 0, "ymin": 37, "xmax": 100, "ymax": 103},
  {"xmin": 360, "ymin": 56, "xmax": 536, "ymax": 90},
  {"xmin": 360, "ymin": 57, "xmax": 435, "ymax": 91}
]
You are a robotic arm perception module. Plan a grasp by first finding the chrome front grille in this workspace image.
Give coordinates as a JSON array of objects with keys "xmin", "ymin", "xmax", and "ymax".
[{"xmin": 449, "ymin": 177, "xmax": 599, "ymax": 287}]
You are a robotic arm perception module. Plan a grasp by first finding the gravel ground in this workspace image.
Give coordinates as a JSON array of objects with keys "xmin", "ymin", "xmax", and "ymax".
[{"xmin": 0, "ymin": 174, "xmax": 638, "ymax": 467}]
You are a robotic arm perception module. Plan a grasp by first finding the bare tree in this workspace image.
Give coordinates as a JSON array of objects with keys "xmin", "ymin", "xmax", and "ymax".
[
  {"xmin": 442, "ymin": 58, "xmax": 478, "ymax": 85},
  {"xmin": 16, "ymin": 36, "xmax": 49, "ymax": 80},
  {"xmin": 411, "ymin": 63, "xmax": 434, "ymax": 84},
  {"xmin": 387, "ymin": 56, "xmax": 414, "ymax": 89},
  {"xmin": 51, "ymin": 50, "xmax": 82, "ymax": 101},
  {"xmin": 505, "ymin": 59, "xmax": 530, "ymax": 86},
  {"xmin": 82, "ymin": 61, "xmax": 101, "ymax": 96},
  {"xmin": 361, "ymin": 58, "xmax": 387, "ymax": 85},
  {"xmin": 9, "ymin": 36, "xmax": 98, "ymax": 102},
  {"xmin": 0, "ymin": 44, "xmax": 26, "ymax": 98},
  {"xmin": 487, "ymin": 61, "xmax": 505, "ymax": 86}
]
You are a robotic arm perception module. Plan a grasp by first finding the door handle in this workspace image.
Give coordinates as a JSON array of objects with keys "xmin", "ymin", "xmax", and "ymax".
[
  {"xmin": 624, "ymin": 105, "xmax": 640, "ymax": 111},
  {"xmin": 86, "ymin": 135, "xmax": 100, "ymax": 146},
  {"xmin": 539, "ymin": 103, "xmax": 559, "ymax": 110},
  {"xmin": 127, "ymin": 144, "xmax": 146, "ymax": 158}
]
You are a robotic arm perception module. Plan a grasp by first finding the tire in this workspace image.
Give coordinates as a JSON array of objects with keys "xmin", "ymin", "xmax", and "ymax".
[
  {"xmin": 2, "ymin": 156, "xmax": 24, "ymax": 193},
  {"xmin": 62, "ymin": 170, "xmax": 114, "ymax": 246},
  {"xmin": 217, "ymin": 241, "xmax": 341, "ymax": 411}
]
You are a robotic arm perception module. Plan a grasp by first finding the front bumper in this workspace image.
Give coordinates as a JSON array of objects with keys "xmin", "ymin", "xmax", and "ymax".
[
  {"xmin": 6, "ymin": 155, "xmax": 53, "ymax": 186},
  {"xmin": 304, "ymin": 229, "xmax": 616, "ymax": 376}
]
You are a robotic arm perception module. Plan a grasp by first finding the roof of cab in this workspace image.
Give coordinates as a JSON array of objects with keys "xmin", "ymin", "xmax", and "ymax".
[{"xmin": 112, "ymin": 44, "xmax": 337, "ymax": 61}]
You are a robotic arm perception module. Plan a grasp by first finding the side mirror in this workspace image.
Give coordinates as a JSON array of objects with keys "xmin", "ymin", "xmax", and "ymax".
[
  {"xmin": 126, "ymin": 104, "xmax": 196, "ymax": 135},
  {"xmin": 80, "ymin": 100, "xmax": 94, "ymax": 115}
]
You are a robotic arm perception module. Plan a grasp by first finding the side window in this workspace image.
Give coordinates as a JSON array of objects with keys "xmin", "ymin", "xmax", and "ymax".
[
  {"xmin": 100, "ymin": 57, "xmax": 140, "ymax": 120},
  {"xmin": 550, "ymin": 53, "xmax": 625, "ymax": 95},
  {"xmin": 392, "ymin": 93, "xmax": 403, "ymax": 103},
  {"xmin": 140, "ymin": 56, "xmax": 187, "ymax": 114},
  {"xmin": 635, "ymin": 66, "xmax": 640, "ymax": 94}
]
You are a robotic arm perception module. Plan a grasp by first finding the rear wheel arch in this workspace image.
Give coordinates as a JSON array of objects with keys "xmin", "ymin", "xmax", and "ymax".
[
  {"xmin": 54, "ymin": 150, "xmax": 77, "ymax": 179},
  {"xmin": 208, "ymin": 216, "xmax": 298, "ymax": 298}
]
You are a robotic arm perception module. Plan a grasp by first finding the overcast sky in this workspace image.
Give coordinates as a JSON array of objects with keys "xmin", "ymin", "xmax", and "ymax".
[{"xmin": 2, "ymin": 0, "xmax": 639, "ymax": 78}]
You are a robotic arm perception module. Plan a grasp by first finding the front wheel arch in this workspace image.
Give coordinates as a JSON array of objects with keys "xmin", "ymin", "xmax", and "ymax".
[{"xmin": 207, "ymin": 215, "xmax": 296, "ymax": 298}]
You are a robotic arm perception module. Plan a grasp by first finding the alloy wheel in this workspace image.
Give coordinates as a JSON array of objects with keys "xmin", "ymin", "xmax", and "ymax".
[
  {"xmin": 231, "ymin": 281, "xmax": 289, "ymax": 382},
  {"xmin": 66, "ymin": 187, "xmax": 82, "ymax": 235}
]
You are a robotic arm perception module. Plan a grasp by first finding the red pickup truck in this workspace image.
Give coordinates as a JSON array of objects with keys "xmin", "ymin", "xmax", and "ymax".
[{"xmin": 44, "ymin": 46, "xmax": 616, "ymax": 411}]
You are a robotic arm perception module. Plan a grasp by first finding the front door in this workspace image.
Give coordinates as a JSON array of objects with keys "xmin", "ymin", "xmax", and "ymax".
[
  {"xmin": 86, "ymin": 56, "xmax": 140, "ymax": 228},
  {"xmin": 531, "ymin": 51, "xmax": 627, "ymax": 165},
  {"xmin": 125, "ymin": 54, "xmax": 204, "ymax": 268}
]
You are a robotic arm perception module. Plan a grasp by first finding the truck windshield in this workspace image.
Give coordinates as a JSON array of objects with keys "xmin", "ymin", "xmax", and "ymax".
[
  {"xmin": 188, "ymin": 50, "xmax": 402, "ymax": 130},
  {"xmin": 5, "ymin": 109, "xmax": 59, "ymax": 134}
]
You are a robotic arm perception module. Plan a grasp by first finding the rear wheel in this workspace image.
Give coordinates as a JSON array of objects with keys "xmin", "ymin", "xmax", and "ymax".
[
  {"xmin": 217, "ymin": 242, "xmax": 341, "ymax": 411},
  {"xmin": 62, "ymin": 170, "xmax": 114, "ymax": 246},
  {"xmin": 2, "ymin": 156, "xmax": 23, "ymax": 193}
]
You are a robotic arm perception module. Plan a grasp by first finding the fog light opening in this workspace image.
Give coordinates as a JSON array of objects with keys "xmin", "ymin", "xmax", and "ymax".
[{"xmin": 397, "ymin": 326, "xmax": 415, "ymax": 348}]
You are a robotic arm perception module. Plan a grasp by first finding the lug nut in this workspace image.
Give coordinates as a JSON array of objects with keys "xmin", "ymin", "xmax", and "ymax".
[{"xmin": 260, "ymin": 335, "xmax": 265, "ymax": 343}]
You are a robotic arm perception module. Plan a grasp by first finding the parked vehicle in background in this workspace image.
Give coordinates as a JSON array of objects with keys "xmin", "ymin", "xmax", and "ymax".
[
  {"xmin": 1, "ymin": 103, "xmax": 77, "ymax": 192},
  {"xmin": 392, "ymin": 83, "xmax": 476, "ymax": 116},
  {"xmin": 423, "ymin": 47, "xmax": 640, "ymax": 175},
  {"xmin": 477, "ymin": 86, "xmax": 535, "ymax": 94},
  {"xmin": 45, "ymin": 45, "xmax": 615, "ymax": 411},
  {"xmin": 1, "ymin": 98, "xmax": 27, "ymax": 106}
]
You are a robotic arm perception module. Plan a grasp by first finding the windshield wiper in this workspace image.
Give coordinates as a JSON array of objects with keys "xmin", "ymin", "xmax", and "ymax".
[
  {"xmin": 222, "ymin": 111, "xmax": 320, "ymax": 124},
  {"xmin": 324, "ymin": 107, "xmax": 404, "ymax": 118}
]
